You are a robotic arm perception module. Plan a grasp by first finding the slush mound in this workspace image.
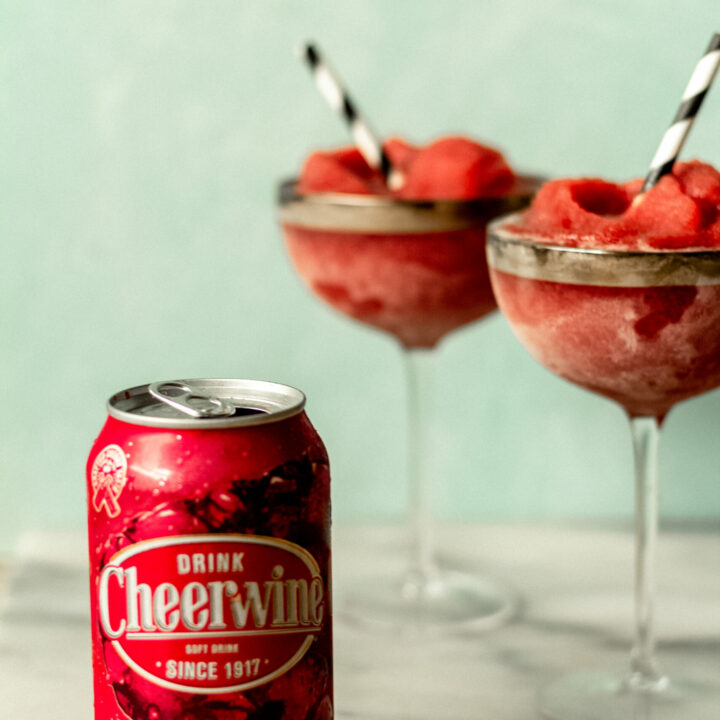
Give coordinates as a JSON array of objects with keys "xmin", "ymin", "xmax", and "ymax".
[
  {"xmin": 297, "ymin": 136, "xmax": 515, "ymax": 199},
  {"xmin": 512, "ymin": 160, "xmax": 720, "ymax": 250}
]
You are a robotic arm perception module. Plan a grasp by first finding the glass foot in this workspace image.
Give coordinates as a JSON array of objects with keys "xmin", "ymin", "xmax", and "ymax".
[
  {"xmin": 338, "ymin": 568, "xmax": 517, "ymax": 633},
  {"xmin": 539, "ymin": 669, "xmax": 720, "ymax": 720}
]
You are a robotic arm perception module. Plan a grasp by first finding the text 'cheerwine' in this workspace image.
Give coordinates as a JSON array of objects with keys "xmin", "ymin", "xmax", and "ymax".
[{"xmin": 97, "ymin": 535, "xmax": 326, "ymax": 693}]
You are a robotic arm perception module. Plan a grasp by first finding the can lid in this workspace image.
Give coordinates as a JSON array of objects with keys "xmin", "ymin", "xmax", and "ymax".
[{"xmin": 108, "ymin": 379, "xmax": 306, "ymax": 429}]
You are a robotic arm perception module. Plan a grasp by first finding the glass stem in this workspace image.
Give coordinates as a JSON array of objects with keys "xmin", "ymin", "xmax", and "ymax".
[
  {"xmin": 402, "ymin": 347, "xmax": 439, "ymax": 595},
  {"xmin": 628, "ymin": 415, "xmax": 666, "ymax": 689}
]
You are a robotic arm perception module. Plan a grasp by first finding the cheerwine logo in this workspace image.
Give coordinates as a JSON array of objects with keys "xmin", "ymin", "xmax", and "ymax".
[{"xmin": 98, "ymin": 535, "xmax": 326, "ymax": 693}]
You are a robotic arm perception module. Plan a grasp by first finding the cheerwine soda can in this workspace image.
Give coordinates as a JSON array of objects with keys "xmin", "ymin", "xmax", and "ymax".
[{"xmin": 86, "ymin": 379, "xmax": 332, "ymax": 720}]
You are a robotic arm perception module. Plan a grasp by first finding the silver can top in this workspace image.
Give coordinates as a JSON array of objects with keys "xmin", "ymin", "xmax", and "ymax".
[{"xmin": 108, "ymin": 378, "xmax": 306, "ymax": 429}]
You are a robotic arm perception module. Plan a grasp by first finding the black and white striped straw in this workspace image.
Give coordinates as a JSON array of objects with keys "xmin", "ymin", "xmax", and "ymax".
[
  {"xmin": 641, "ymin": 32, "xmax": 720, "ymax": 193},
  {"xmin": 299, "ymin": 42, "xmax": 404, "ymax": 190}
]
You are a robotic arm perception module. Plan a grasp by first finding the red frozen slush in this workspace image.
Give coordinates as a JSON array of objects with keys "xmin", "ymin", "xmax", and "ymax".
[
  {"xmin": 281, "ymin": 137, "xmax": 527, "ymax": 348},
  {"xmin": 489, "ymin": 160, "xmax": 720, "ymax": 418}
]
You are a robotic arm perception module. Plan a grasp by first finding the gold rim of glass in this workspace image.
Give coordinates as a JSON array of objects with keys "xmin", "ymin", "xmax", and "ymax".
[
  {"xmin": 277, "ymin": 175, "xmax": 545, "ymax": 234},
  {"xmin": 487, "ymin": 212, "xmax": 720, "ymax": 287}
]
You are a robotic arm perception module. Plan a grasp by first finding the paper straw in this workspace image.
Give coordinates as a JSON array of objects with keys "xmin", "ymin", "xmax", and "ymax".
[
  {"xmin": 299, "ymin": 42, "xmax": 404, "ymax": 190},
  {"xmin": 641, "ymin": 32, "xmax": 720, "ymax": 193}
]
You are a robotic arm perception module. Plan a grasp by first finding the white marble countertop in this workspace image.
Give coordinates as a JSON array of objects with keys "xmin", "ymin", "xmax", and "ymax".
[{"xmin": 0, "ymin": 524, "xmax": 718, "ymax": 719}]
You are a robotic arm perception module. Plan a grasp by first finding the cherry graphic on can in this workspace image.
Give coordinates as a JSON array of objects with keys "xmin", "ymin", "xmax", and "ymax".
[{"xmin": 86, "ymin": 379, "xmax": 332, "ymax": 720}]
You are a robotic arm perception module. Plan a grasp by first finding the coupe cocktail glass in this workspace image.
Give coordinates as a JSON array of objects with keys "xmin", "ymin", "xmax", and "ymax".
[
  {"xmin": 488, "ymin": 214, "xmax": 720, "ymax": 718},
  {"xmin": 278, "ymin": 177, "xmax": 541, "ymax": 630}
]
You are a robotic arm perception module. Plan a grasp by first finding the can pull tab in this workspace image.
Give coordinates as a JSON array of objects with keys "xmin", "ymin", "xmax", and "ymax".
[{"xmin": 148, "ymin": 381, "xmax": 236, "ymax": 419}]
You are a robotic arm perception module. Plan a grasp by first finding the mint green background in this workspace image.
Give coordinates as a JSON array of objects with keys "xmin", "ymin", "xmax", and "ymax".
[{"xmin": 2, "ymin": 1, "xmax": 719, "ymax": 552}]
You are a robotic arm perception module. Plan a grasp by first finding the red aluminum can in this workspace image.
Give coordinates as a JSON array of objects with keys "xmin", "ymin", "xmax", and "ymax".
[{"xmin": 86, "ymin": 379, "xmax": 332, "ymax": 720}]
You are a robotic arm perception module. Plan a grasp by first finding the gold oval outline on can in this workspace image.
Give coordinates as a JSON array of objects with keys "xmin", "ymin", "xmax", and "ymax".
[{"xmin": 102, "ymin": 533, "xmax": 324, "ymax": 694}]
